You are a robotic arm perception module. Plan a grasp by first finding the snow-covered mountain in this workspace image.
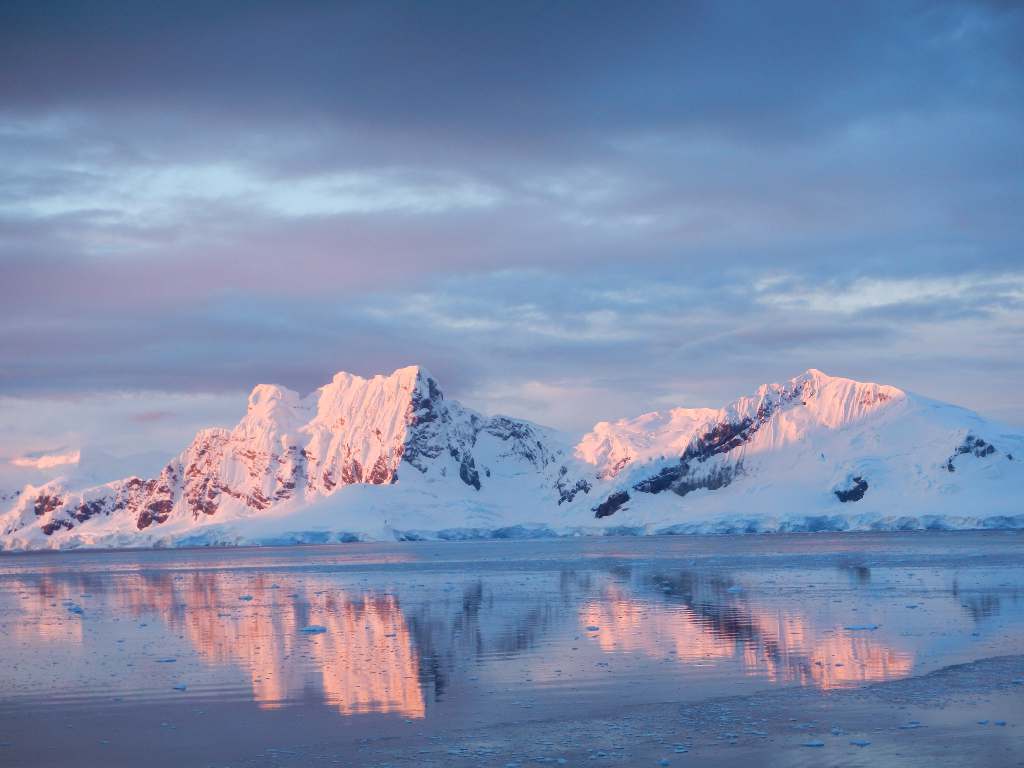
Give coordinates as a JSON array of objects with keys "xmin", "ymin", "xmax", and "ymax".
[
  {"xmin": 2, "ymin": 367, "xmax": 1021, "ymax": 549},
  {"xmin": 577, "ymin": 368, "xmax": 1022, "ymax": 532}
]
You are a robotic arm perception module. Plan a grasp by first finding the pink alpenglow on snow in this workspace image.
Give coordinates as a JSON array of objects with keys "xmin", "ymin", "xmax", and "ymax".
[{"xmin": 2, "ymin": 367, "xmax": 1021, "ymax": 550}]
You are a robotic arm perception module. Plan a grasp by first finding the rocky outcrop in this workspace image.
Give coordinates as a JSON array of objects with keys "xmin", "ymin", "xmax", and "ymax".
[
  {"xmin": 834, "ymin": 476, "xmax": 868, "ymax": 502},
  {"xmin": 593, "ymin": 490, "xmax": 629, "ymax": 518},
  {"xmin": 946, "ymin": 435, "xmax": 997, "ymax": 472}
]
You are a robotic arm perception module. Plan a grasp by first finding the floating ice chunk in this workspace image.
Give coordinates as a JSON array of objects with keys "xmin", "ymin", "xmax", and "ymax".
[
  {"xmin": 844, "ymin": 624, "xmax": 879, "ymax": 631},
  {"xmin": 155, "ymin": 658, "xmax": 177, "ymax": 663},
  {"xmin": 849, "ymin": 739, "xmax": 871, "ymax": 747},
  {"xmin": 172, "ymin": 684, "xmax": 186, "ymax": 691},
  {"xmin": 239, "ymin": 595, "xmax": 253, "ymax": 601},
  {"xmin": 977, "ymin": 720, "xmax": 989, "ymax": 725},
  {"xmin": 299, "ymin": 625, "xmax": 327, "ymax": 634},
  {"xmin": 726, "ymin": 586, "xmax": 743, "ymax": 593},
  {"xmin": 586, "ymin": 625, "xmax": 600, "ymax": 632},
  {"xmin": 801, "ymin": 740, "xmax": 825, "ymax": 747},
  {"xmin": 899, "ymin": 721, "xmax": 923, "ymax": 730},
  {"xmin": 995, "ymin": 721, "xmax": 1007, "ymax": 726},
  {"xmin": 67, "ymin": 604, "xmax": 84, "ymax": 615}
]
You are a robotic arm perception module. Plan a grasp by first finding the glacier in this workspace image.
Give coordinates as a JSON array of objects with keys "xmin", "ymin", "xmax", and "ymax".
[{"xmin": 1, "ymin": 366, "xmax": 1021, "ymax": 550}]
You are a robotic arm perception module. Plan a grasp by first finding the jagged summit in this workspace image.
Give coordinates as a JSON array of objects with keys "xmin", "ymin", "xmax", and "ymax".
[
  {"xmin": 1, "ymin": 365, "xmax": 577, "ymax": 548},
  {"xmin": 1, "ymin": 366, "xmax": 1021, "ymax": 550}
]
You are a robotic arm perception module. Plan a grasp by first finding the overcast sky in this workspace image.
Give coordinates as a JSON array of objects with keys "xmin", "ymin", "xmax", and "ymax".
[{"xmin": 1, "ymin": 0, "xmax": 1022, "ymax": 469}]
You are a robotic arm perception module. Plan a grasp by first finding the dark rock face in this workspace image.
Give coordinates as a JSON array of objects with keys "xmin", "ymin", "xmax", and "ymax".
[
  {"xmin": 835, "ymin": 476, "xmax": 868, "ymax": 502},
  {"xmin": 73, "ymin": 500, "xmax": 106, "ymax": 523},
  {"xmin": 484, "ymin": 417, "xmax": 553, "ymax": 467},
  {"xmin": 368, "ymin": 455, "xmax": 393, "ymax": 485},
  {"xmin": 556, "ymin": 465, "xmax": 591, "ymax": 504},
  {"xmin": 683, "ymin": 417, "xmax": 756, "ymax": 464},
  {"xmin": 41, "ymin": 519, "xmax": 74, "ymax": 536},
  {"xmin": 627, "ymin": 382, "xmax": 810, "ymax": 500},
  {"xmin": 403, "ymin": 376, "xmax": 562, "ymax": 497},
  {"xmin": 137, "ymin": 500, "xmax": 173, "ymax": 530},
  {"xmin": 593, "ymin": 490, "xmax": 629, "ymax": 518},
  {"xmin": 672, "ymin": 462, "xmax": 741, "ymax": 498},
  {"xmin": 274, "ymin": 445, "xmax": 306, "ymax": 501},
  {"xmin": 402, "ymin": 377, "xmax": 450, "ymax": 472},
  {"xmin": 946, "ymin": 435, "xmax": 997, "ymax": 471},
  {"xmin": 633, "ymin": 465, "xmax": 684, "ymax": 494},
  {"xmin": 630, "ymin": 447, "xmax": 746, "ymax": 499},
  {"xmin": 458, "ymin": 455, "xmax": 481, "ymax": 490},
  {"xmin": 34, "ymin": 494, "xmax": 63, "ymax": 517}
]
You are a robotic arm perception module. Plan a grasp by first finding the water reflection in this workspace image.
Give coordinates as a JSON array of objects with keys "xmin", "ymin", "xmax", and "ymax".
[
  {"xmin": 581, "ymin": 574, "xmax": 913, "ymax": 690},
  {"xmin": 3, "ymin": 571, "xmax": 425, "ymax": 717},
  {"xmin": 1, "ymin": 542, "xmax": 1021, "ymax": 721}
]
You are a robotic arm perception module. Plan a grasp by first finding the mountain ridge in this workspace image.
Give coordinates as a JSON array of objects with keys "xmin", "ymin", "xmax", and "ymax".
[{"xmin": 2, "ymin": 366, "xmax": 1021, "ymax": 549}]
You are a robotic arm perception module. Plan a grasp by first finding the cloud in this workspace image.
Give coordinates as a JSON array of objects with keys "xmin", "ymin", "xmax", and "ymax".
[
  {"xmin": 10, "ymin": 447, "xmax": 80, "ymax": 470},
  {"xmin": 128, "ymin": 410, "xmax": 176, "ymax": 424},
  {"xmin": 0, "ymin": 0, "xmax": 1021, "ymax": 445}
]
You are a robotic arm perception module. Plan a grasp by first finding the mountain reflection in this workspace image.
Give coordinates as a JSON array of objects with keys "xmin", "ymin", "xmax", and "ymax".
[
  {"xmin": 7, "ymin": 571, "xmax": 425, "ymax": 718},
  {"xmin": 1, "ymin": 563, "xmax": 930, "ymax": 716},
  {"xmin": 581, "ymin": 573, "xmax": 914, "ymax": 690},
  {"xmin": 181, "ymin": 581, "xmax": 425, "ymax": 718}
]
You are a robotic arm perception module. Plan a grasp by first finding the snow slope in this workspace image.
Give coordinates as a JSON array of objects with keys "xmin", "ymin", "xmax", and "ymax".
[{"xmin": 1, "ymin": 367, "xmax": 1021, "ymax": 550}]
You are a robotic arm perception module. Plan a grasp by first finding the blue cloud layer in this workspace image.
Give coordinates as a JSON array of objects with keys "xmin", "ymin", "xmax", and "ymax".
[{"xmin": 0, "ymin": 0, "xmax": 1021, "ymax": 437}]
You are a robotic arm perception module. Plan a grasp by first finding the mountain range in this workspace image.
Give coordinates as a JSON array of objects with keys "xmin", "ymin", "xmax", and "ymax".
[{"xmin": 2, "ymin": 366, "xmax": 1021, "ymax": 550}]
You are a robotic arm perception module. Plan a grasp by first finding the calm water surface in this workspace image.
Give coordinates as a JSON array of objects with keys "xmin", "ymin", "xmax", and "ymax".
[{"xmin": 1, "ymin": 531, "xmax": 1022, "ymax": 729}]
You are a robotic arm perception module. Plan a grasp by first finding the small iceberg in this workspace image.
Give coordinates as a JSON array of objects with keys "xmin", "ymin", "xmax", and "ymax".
[{"xmin": 299, "ymin": 625, "xmax": 328, "ymax": 634}]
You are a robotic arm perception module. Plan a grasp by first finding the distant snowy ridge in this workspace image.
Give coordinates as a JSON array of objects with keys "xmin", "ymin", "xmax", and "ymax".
[{"xmin": 1, "ymin": 367, "xmax": 1021, "ymax": 550}]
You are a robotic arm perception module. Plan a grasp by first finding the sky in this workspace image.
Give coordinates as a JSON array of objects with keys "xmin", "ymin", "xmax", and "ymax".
[{"xmin": 1, "ymin": 0, "xmax": 1022, "ymax": 474}]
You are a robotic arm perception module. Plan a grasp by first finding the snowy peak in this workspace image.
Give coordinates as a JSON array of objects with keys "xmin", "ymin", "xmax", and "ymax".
[
  {"xmin": 2, "ymin": 365, "xmax": 576, "ymax": 546},
  {"xmin": 577, "ymin": 370, "xmax": 905, "ymax": 480},
  {"xmin": 310, "ymin": 365, "xmax": 435, "ymax": 428},
  {"xmin": 728, "ymin": 368, "xmax": 903, "ymax": 428},
  {"xmin": 576, "ymin": 407, "xmax": 720, "ymax": 479}
]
